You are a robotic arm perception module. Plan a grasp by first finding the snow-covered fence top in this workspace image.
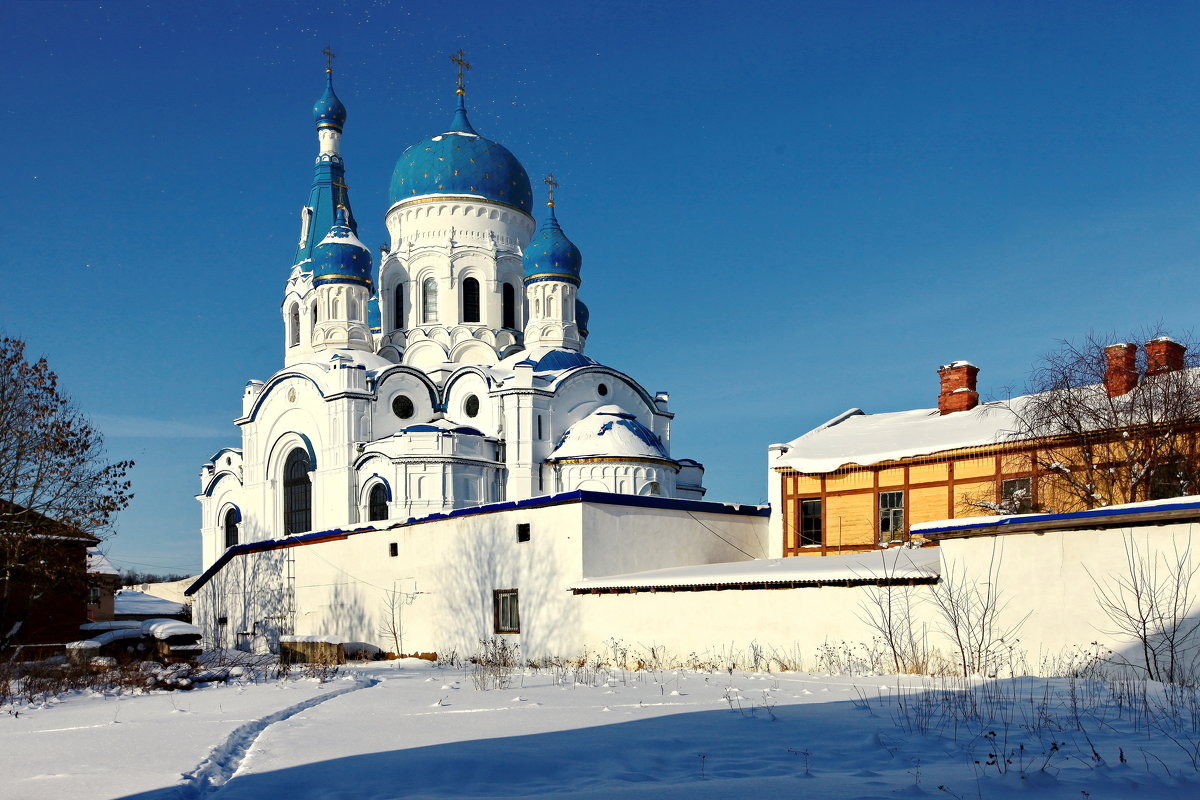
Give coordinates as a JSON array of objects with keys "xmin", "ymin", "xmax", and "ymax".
[{"xmin": 570, "ymin": 546, "xmax": 940, "ymax": 593}]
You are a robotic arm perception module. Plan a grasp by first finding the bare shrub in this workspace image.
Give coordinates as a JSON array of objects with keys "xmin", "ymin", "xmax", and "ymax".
[
  {"xmin": 470, "ymin": 638, "xmax": 519, "ymax": 690},
  {"xmin": 1091, "ymin": 534, "xmax": 1200, "ymax": 684},
  {"xmin": 929, "ymin": 542, "xmax": 1027, "ymax": 677}
]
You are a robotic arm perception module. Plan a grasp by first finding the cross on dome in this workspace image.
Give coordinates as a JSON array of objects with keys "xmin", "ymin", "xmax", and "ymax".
[
  {"xmin": 323, "ymin": 46, "xmax": 336, "ymax": 74},
  {"xmin": 451, "ymin": 49, "xmax": 472, "ymax": 96},
  {"xmin": 544, "ymin": 173, "xmax": 559, "ymax": 207}
]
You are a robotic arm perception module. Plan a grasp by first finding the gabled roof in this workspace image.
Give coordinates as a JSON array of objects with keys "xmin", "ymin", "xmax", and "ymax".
[{"xmin": 773, "ymin": 397, "xmax": 1030, "ymax": 474}]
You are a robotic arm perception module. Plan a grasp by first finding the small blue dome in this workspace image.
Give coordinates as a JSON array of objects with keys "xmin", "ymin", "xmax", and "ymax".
[
  {"xmin": 313, "ymin": 71, "xmax": 347, "ymax": 132},
  {"xmin": 523, "ymin": 206, "xmax": 582, "ymax": 286},
  {"xmin": 367, "ymin": 294, "xmax": 381, "ymax": 333},
  {"xmin": 575, "ymin": 299, "xmax": 590, "ymax": 336},
  {"xmin": 313, "ymin": 207, "xmax": 373, "ymax": 287},
  {"xmin": 388, "ymin": 95, "xmax": 533, "ymax": 213}
]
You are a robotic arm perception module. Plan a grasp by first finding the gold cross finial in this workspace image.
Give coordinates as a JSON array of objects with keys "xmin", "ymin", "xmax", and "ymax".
[
  {"xmin": 451, "ymin": 49, "xmax": 472, "ymax": 96},
  {"xmin": 333, "ymin": 176, "xmax": 349, "ymax": 205},
  {"xmin": 544, "ymin": 173, "xmax": 559, "ymax": 207},
  {"xmin": 323, "ymin": 46, "xmax": 336, "ymax": 74}
]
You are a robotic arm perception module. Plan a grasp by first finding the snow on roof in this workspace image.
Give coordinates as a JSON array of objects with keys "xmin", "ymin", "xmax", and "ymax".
[
  {"xmin": 550, "ymin": 405, "xmax": 669, "ymax": 462},
  {"xmin": 912, "ymin": 494, "xmax": 1200, "ymax": 537},
  {"xmin": 570, "ymin": 546, "xmax": 940, "ymax": 591},
  {"xmin": 775, "ymin": 397, "xmax": 1028, "ymax": 474},
  {"xmin": 141, "ymin": 619, "xmax": 200, "ymax": 640},
  {"xmin": 87, "ymin": 548, "xmax": 119, "ymax": 576},
  {"xmin": 115, "ymin": 590, "xmax": 185, "ymax": 616}
]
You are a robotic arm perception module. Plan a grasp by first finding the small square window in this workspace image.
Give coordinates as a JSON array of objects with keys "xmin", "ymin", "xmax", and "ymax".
[
  {"xmin": 1001, "ymin": 477, "xmax": 1034, "ymax": 513},
  {"xmin": 798, "ymin": 498, "xmax": 822, "ymax": 547},
  {"xmin": 389, "ymin": 542, "xmax": 398, "ymax": 558},
  {"xmin": 217, "ymin": 616, "xmax": 228, "ymax": 627},
  {"xmin": 494, "ymin": 589, "xmax": 519, "ymax": 634},
  {"xmin": 516, "ymin": 523, "xmax": 531, "ymax": 543}
]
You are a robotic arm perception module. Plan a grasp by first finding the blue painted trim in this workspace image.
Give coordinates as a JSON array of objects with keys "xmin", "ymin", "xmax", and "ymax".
[
  {"xmin": 243, "ymin": 372, "xmax": 326, "ymax": 424},
  {"xmin": 372, "ymin": 365, "xmax": 441, "ymax": 409},
  {"xmin": 264, "ymin": 431, "xmax": 318, "ymax": 479},
  {"xmin": 207, "ymin": 447, "xmax": 243, "ymax": 464},
  {"xmin": 202, "ymin": 470, "xmax": 242, "ymax": 497},
  {"xmin": 913, "ymin": 497, "xmax": 1200, "ymax": 537},
  {"xmin": 184, "ymin": 490, "xmax": 769, "ymax": 596},
  {"xmin": 365, "ymin": 475, "xmax": 392, "ymax": 502}
]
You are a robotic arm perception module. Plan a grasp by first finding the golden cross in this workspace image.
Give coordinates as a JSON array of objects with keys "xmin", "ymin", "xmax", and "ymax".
[
  {"xmin": 333, "ymin": 177, "xmax": 349, "ymax": 205},
  {"xmin": 323, "ymin": 46, "xmax": 336, "ymax": 73},
  {"xmin": 451, "ymin": 49, "xmax": 472, "ymax": 95},
  {"xmin": 544, "ymin": 173, "xmax": 559, "ymax": 207}
]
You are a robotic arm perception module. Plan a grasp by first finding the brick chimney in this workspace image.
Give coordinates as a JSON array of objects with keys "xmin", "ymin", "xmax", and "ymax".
[
  {"xmin": 1145, "ymin": 337, "xmax": 1186, "ymax": 376},
  {"xmin": 938, "ymin": 361, "xmax": 980, "ymax": 414},
  {"xmin": 1103, "ymin": 343, "xmax": 1138, "ymax": 397}
]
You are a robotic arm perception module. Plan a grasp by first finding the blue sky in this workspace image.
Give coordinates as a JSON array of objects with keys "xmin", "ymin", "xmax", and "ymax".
[{"xmin": 5, "ymin": 1, "xmax": 1200, "ymax": 574}]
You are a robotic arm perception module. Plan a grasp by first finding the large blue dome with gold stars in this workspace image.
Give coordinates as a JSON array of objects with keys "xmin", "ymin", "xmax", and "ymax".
[
  {"xmin": 523, "ymin": 206, "xmax": 582, "ymax": 286},
  {"xmin": 312, "ymin": 71, "xmax": 346, "ymax": 132},
  {"xmin": 388, "ymin": 95, "xmax": 533, "ymax": 214},
  {"xmin": 313, "ymin": 207, "xmax": 373, "ymax": 287}
]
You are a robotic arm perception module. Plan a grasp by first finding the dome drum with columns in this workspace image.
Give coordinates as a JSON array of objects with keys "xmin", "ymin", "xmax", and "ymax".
[{"xmin": 197, "ymin": 60, "xmax": 706, "ymax": 568}]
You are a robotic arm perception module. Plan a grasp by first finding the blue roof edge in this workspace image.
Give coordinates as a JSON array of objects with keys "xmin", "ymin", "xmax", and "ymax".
[
  {"xmin": 185, "ymin": 490, "xmax": 768, "ymax": 596},
  {"xmin": 912, "ymin": 496, "xmax": 1200, "ymax": 537}
]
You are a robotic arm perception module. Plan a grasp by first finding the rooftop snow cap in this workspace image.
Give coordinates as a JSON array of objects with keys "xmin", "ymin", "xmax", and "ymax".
[
  {"xmin": 313, "ymin": 206, "xmax": 373, "ymax": 288},
  {"xmin": 937, "ymin": 361, "xmax": 979, "ymax": 415},
  {"xmin": 1104, "ymin": 343, "xmax": 1137, "ymax": 397},
  {"xmin": 313, "ymin": 69, "xmax": 347, "ymax": 132},
  {"xmin": 1145, "ymin": 337, "xmax": 1186, "ymax": 376},
  {"xmin": 549, "ymin": 405, "xmax": 671, "ymax": 463},
  {"xmin": 388, "ymin": 93, "xmax": 533, "ymax": 213}
]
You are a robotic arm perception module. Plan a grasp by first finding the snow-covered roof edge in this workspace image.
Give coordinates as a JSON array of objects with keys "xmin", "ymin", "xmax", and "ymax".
[
  {"xmin": 913, "ymin": 495, "xmax": 1200, "ymax": 539},
  {"xmin": 570, "ymin": 546, "xmax": 940, "ymax": 592}
]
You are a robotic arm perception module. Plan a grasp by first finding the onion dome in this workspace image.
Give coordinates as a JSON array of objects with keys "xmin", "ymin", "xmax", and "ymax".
[
  {"xmin": 367, "ymin": 294, "xmax": 381, "ymax": 333},
  {"xmin": 575, "ymin": 299, "xmax": 590, "ymax": 337},
  {"xmin": 388, "ymin": 94, "xmax": 533, "ymax": 213},
  {"xmin": 313, "ymin": 70, "xmax": 347, "ymax": 132},
  {"xmin": 523, "ymin": 204, "xmax": 582, "ymax": 285},
  {"xmin": 313, "ymin": 206, "xmax": 373, "ymax": 287},
  {"xmin": 549, "ymin": 406, "xmax": 671, "ymax": 463}
]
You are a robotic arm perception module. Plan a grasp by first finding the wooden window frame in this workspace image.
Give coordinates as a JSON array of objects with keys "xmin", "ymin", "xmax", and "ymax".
[{"xmin": 493, "ymin": 589, "xmax": 519, "ymax": 634}]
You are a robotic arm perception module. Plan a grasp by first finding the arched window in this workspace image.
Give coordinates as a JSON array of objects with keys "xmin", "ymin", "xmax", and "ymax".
[
  {"xmin": 462, "ymin": 277, "xmax": 481, "ymax": 323},
  {"xmin": 283, "ymin": 449, "xmax": 312, "ymax": 534},
  {"xmin": 393, "ymin": 285, "xmax": 404, "ymax": 330},
  {"xmin": 332, "ymin": 297, "xmax": 340, "ymax": 319},
  {"xmin": 368, "ymin": 484, "xmax": 388, "ymax": 522},
  {"xmin": 311, "ymin": 305, "xmax": 318, "ymax": 331},
  {"xmin": 223, "ymin": 508, "xmax": 239, "ymax": 549},
  {"xmin": 502, "ymin": 283, "xmax": 516, "ymax": 329},
  {"xmin": 422, "ymin": 278, "xmax": 438, "ymax": 323},
  {"xmin": 348, "ymin": 298, "xmax": 359, "ymax": 321},
  {"xmin": 288, "ymin": 304, "xmax": 300, "ymax": 347}
]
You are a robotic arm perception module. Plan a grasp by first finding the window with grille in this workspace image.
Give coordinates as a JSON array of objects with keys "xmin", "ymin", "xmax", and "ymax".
[
  {"xmin": 516, "ymin": 523, "xmax": 530, "ymax": 543},
  {"xmin": 799, "ymin": 498, "xmax": 822, "ymax": 547},
  {"xmin": 1149, "ymin": 462, "xmax": 1185, "ymax": 501},
  {"xmin": 223, "ymin": 508, "xmax": 239, "ymax": 549},
  {"xmin": 422, "ymin": 278, "xmax": 438, "ymax": 323},
  {"xmin": 388, "ymin": 542, "xmax": 398, "ymax": 558},
  {"xmin": 463, "ymin": 277, "xmax": 481, "ymax": 323},
  {"xmin": 368, "ymin": 484, "xmax": 388, "ymax": 522},
  {"xmin": 283, "ymin": 449, "xmax": 312, "ymax": 534},
  {"xmin": 879, "ymin": 491, "xmax": 905, "ymax": 545},
  {"xmin": 393, "ymin": 285, "xmax": 404, "ymax": 329},
  {"xmin": 1001, "ymin": 477, "xmax": 1034, "ymax": 513},
  {"xmin": 494, "ymin": 589, "xmax": 520, "ymax": 634}
]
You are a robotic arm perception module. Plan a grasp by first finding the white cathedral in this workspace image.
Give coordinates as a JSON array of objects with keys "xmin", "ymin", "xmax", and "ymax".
[{"xmin": 197, "ymin": 64, "xmax": 708, "ymax": 569}]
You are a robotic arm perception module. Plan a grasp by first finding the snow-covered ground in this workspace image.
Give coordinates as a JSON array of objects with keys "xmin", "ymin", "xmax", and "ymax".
[{"xmin": 3, "ymin": 658, "xmax": 1199, "ymax": 799}]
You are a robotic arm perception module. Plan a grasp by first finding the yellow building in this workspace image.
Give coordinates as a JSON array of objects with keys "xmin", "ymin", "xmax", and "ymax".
[{"xmin": 768, "ymin": 339, "xmax": 1196, "ymax": 558}]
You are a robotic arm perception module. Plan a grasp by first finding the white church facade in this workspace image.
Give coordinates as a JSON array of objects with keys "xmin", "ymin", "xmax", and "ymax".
[{"xmin": 189, "ymin": 63, "xmax": 766, "ymax": 656}]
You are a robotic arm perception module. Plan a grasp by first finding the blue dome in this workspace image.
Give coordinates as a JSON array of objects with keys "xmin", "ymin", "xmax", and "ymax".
[
  {"xmin": 523, "ymin": 206, "xmax": 582, "ymax": 285},
  {"xmin": 313, "ymin": 71, "xmax": 347, "ymax": 132},
  {"xmin": 313, "ymin": 207, "xmax": 373, "ymax": 288},
  {"xmin": 367, "ymin": 294, "xmax": 381, "ymax": 333},
  {"xmin": 575, "ymin": 299, "xmax": 590, "ymax": 335},
  {"xmin": 388, "ymin": 95, "xmax": 533, "ymax": 214}
]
